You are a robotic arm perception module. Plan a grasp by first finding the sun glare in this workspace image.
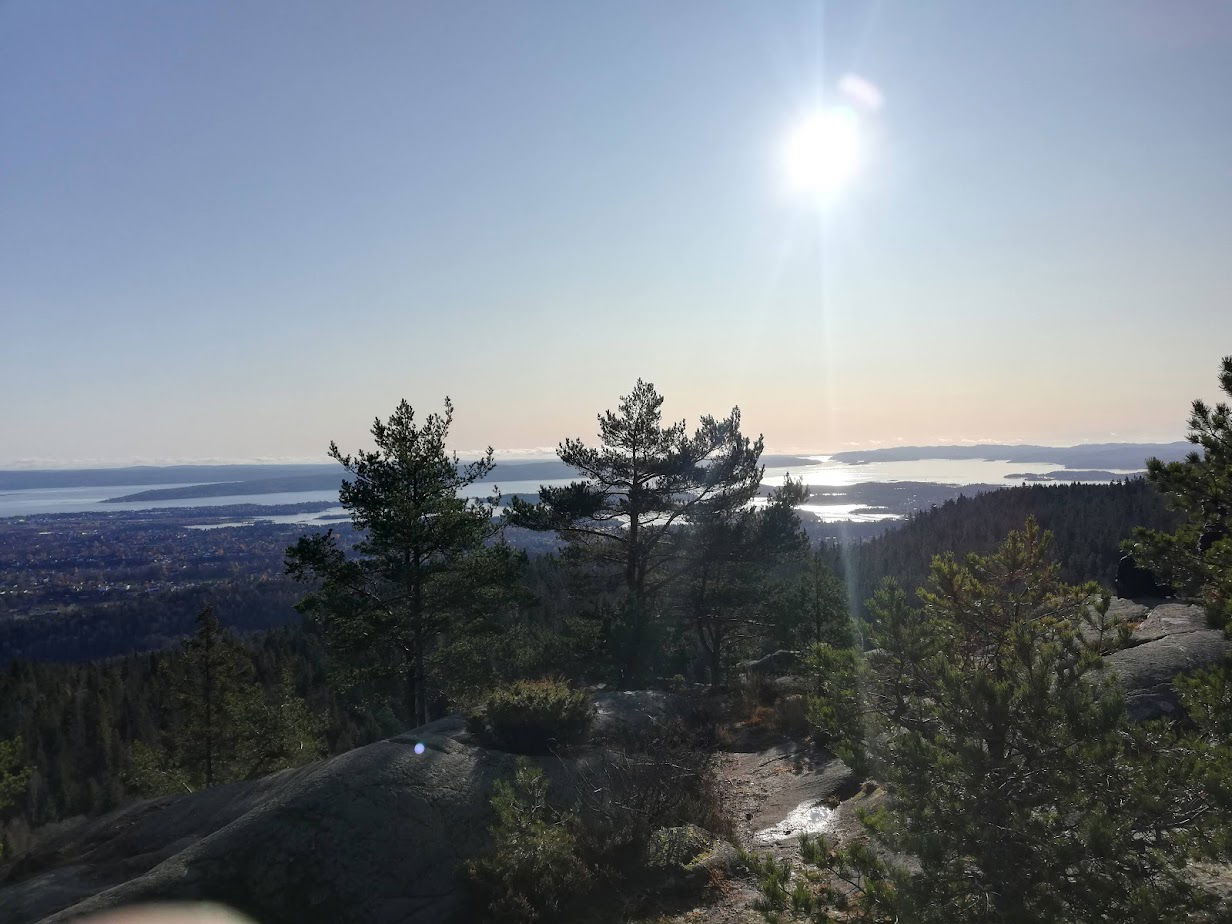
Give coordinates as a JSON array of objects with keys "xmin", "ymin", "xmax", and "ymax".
[{"xmin": 782, "ymin": 107, "xmax": 863, "ymax": 203}]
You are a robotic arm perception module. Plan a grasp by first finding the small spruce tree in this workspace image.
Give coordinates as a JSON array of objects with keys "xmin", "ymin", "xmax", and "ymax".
[{"xmin": 0, "ymin": 736, "xmax": 31, "ymax": 858}]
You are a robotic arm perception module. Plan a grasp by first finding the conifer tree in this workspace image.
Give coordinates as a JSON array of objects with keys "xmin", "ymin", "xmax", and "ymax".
[
  {"xmin": 1128, "ymin": 354, "xmax": 1232, "ymax": 625},
  {"xmin": 676, "ymin": 476, "xmax": 810, "ymax": 686},
  {"xmin": 768, "ymin": 521, "xmax": 1207, "ymax": 922},
  {"xmin": 1125, "ymin": 354, "xmax": 1232, "ymax": 865},
  {"xmin": 508, "ymin": 379, "xmax": 763, "ymax": 683},
  {"xmin": 0, "ymin": 736, "xmax": 30, "ymax": 858},
  {"xmin": 286, "ymin": 398, "xmax": 502, "ymax": 725},
  {"xmin": 783, "ymin": 544, "xmax": 850, "ymax": 651},
  {"xmin": 131, "ymin": 607, "xmax": 321, "ymax": 793}
]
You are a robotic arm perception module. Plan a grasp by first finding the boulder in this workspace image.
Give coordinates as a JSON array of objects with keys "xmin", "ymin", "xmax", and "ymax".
[
  {"xmin": 1130, "ymin": 602, "xmax": 1210, "ymax": 642},
  {"xmin": 1, "ymin": 727, "xmax": 514, "ymax": 924},
  {"xmin": 1104, "ymin": 597, "xmax": 1150, "ymax": 626},
  {"xmin": 768, "ymin": 675, "xmax": 811, "ymax": 698},
  {"xmin": 0, "ymin": 699, "xmax": 695, "ymax": 924},
  {"xmin": 1103, "ymin": 601, "xmax": 1230, "ymax": 721}
]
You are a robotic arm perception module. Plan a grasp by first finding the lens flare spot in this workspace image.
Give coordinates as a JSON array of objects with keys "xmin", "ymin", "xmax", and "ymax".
[{"xmin": 839, "ymin": 73, "xmax": 885, "ymax": 112}]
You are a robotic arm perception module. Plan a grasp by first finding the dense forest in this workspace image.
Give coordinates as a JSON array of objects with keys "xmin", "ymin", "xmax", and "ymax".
[{"xmin": 839, "ymin": 477, "xmax": 1180, "ymax": 616}]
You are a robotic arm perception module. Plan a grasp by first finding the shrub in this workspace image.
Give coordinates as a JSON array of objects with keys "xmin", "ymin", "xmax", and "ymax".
[
  {"xmin": 467, "ymin": 760, "xmax": 592, "ymax": 921},
  {"xmin": 481, "ymin": 679, "xmax": 594, "ymax": 755},
  {"xmin": 573, "ymin": 716, "xmax": 731, "ymax": 854}
]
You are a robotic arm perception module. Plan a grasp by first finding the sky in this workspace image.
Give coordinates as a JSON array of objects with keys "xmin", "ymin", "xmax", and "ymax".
[{"xmin": 3, "ymin": 1, "xmax": 1231, "ymax": 466}]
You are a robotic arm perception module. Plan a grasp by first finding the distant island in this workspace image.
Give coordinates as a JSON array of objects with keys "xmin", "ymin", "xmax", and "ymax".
[
  {"xmin": 1004, "ymin": 470, "xmax": 1142, "ymax": 482},
  {"xmin": 102, "ymin": 474, "xmax": 345, "ymax": 503},
  {"xmin": 827, "ymin": 442, "xmax": 1187, "ymax": 471}
]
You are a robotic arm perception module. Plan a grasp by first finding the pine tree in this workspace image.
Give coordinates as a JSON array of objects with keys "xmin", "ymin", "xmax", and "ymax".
[
  {"xmin": 768, "ymin": 521, "xmax": 1208, "ymax": 922},
  {"xmin": 286, "ymin": 398, "xmax": 502, "ymax": 725},
  {"xmin": 0, "ymin": 736, "xmax": 30, "ymax": 858},
  {"xmin": 131, "ymin": 607, "xmax": 322, "ymax": 793},
  {"xmin": 783, "ymin": 544, "xmax": 850, "ymax": 651},
  {"xmin": 1124, "ymin": 354, "xmax": 1232, "ymax": 865},
  {"xmin": 676, "ymin": 476, "xmax": 811, "ymax": 686},
  {"xmin": 1128, "ymin": 354, "xmax": 1232, "ymax": 625},
  {"xmin": 507, "ymin": 379, "xmax": 763, "ymax": 683}
]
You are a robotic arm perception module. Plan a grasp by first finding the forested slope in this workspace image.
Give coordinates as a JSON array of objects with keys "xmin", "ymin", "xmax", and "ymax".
[{"xmin": 837, "ymin": 478, "xmax": 1179, "ymax": 614}]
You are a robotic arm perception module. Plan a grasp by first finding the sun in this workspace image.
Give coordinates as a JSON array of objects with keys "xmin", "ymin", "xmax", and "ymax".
[{"xmin": 782, "ymin": 107, "xmax": 863, "ymax": 203}]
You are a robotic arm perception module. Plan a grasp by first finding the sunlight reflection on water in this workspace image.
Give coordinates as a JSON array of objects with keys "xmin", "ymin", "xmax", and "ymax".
[{"xmin": 754, "ymin": 800, "xmax": 838, "ymax": 843}]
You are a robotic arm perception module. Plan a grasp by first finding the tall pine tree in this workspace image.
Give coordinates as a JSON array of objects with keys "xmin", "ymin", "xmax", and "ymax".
[
  {"xmin": 286, "ymin": 398, "xmax": 502, "ymax": 725},
  {"xmin": 508, "ymin": 379, "xmax": 763, "ymax": 683}
]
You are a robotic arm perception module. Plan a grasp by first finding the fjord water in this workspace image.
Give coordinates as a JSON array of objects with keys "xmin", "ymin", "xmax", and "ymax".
[{"xmin": 0, "ymin": 457, "xmax": 1143, "ymax": 521}]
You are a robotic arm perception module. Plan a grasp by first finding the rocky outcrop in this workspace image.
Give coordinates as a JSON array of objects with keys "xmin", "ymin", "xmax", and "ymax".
[
  {"xmin": 2, "ymin": 601, "xmax": 1223, "ymax": 924},
  {"xmin": 1, "ymin": 719, "xmax": 513, "ymax": 924},
  {"xmin": 0, "ymin": 695, "xmax": 735, "ymax": 924},
  {"xmin": 1103, "ymin": 600, "xmax": 1230, "ymax": 721}
]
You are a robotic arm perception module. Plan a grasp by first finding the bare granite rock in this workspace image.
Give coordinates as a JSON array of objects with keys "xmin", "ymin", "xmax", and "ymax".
[
  {"xmin": 1130, "ymin": 602, "xmax": 1211, "ymax": 643},
  {"xmin": 1, "ymin": 725, "xmax": 513, "ymax": 924},
  {"xmin": 0, "ymin": 695, "xmax": 738, "ymax": 924},
  {"xmin": 1103, "ymin": 601, "xmax": 1230, "ymax": 721}
]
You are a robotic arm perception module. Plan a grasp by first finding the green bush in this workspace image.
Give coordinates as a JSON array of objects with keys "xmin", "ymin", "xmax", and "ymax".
[
  {"xmin": 481, "ymin": 679, "xmax": 594, "ymax": 755},
  {"xmin": 467, "ymin": 760, "xmax": 592, "ymax": 921}
]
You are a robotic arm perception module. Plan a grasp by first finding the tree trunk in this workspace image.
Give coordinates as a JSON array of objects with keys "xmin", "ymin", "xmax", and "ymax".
[
  {"xmin": 708, "ymin": 624, "xmax": 723, "ymax": 689},
  {"xmin": 405, "ymin": 646, "xmax": 418, "ymax": 730},
  {"xmin": 412, "ymin": 566, "xmax": 427, "ymax": 728},
  {"xmin": 414, "ymin": 623, "xmax": 427, "ymax": 727},
  {"xmin": 624, "ymin": 506, "xmax": 645, "ymax": 686}
]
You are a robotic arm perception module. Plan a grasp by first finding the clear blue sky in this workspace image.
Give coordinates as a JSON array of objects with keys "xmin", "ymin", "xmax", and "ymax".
[{"xmin": 3, "ymin": 1, "xmax": 1230, "ymax": 465}]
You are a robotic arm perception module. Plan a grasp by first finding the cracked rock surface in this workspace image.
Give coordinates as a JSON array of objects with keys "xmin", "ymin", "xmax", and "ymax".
[{"xmin": 1102, "ymin": 600, "xmax": 1230, "ymax": 720}]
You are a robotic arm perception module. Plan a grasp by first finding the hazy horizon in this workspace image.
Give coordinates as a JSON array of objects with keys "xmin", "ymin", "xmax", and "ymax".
[
  {"xmin": 0, "ymin": 436, "xmax": 1192, "ymax": 472},
  {"xmin": 4, "ymin": 1, "xmax": 1230, "ymax": 463}
]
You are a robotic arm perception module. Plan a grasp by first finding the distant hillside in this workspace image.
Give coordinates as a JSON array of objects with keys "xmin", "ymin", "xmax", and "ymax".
[
  {"xmin": 837, "ymin": 478, "xmax": 1181, "ymax": 615},
  {"xmin": 102, "ymin": 474, "xmax": 347, "ymax": 502}
]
